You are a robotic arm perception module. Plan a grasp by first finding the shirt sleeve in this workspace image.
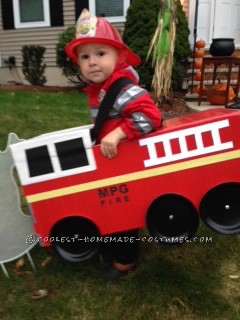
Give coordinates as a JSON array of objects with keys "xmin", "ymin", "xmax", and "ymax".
[{"xmin": 112, "ymin": 84, "xmax": 162, "ymax": 139}]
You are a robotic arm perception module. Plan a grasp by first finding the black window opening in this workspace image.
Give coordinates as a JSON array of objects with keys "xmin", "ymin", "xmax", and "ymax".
[
  {"xmin": 26, "ymin": 145, "xmax": 54, "ymax": 177},
  {"xmin": 55, "ymin": 138, "xmax": 89, "ymax": 171},
  {"xmin": 75, "ymin": 0, "xmax": 89, "ymax": 21}
]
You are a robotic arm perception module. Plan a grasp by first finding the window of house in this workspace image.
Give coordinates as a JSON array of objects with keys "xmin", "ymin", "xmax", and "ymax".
[
  {"xmin": 89, "ymin": 0, "xmax": 130, "ymax": 23},
  {"xmin": 13, "ymin": 0, "xmax": 50, "ymax": 28},
  {"xmin": 96, "ymin": 0, "xmax": 123, "ymax": 17}
]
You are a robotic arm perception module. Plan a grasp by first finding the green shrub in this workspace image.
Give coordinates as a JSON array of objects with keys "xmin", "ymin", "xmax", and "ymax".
[
  {"xmin": 22, "ymin": 45, "xmax": 46, "ymax": 85},
  {"xmin": 56, "ymin": 27, "xmax": 84, "ymax": 87},
  {"xmin": 172, "ymin": 0, "xmax": 191, "ymax": 90},
  {"xmin": 123, "ymin": 0, "xmax": 191, "ymax": 91},
  {"xmin": 122, "ymin": 0, "xmax": 157, "ymax": 89}
]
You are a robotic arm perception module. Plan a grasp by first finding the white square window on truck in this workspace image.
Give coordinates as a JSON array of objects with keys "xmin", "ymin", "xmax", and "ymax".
[{"xmin": 10, "ymin": 124, "xmax": 96, "ymax": 186}]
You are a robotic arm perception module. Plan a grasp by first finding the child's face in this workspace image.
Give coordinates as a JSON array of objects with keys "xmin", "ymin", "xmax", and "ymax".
[{"xmin": 77, "ymin": 43, "xmax": 119, "ymax": 83}]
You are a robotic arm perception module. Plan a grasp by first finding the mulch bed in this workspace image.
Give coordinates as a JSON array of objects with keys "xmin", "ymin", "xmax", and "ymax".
[{"xmin": 155, "ymin": 91, "xmax": 190, "ymax": 118}]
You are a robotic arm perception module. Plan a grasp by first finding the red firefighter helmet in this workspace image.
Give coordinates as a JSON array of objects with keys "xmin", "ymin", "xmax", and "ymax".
[{"xmin": 65, "ymin": 9, "xmax": 141, "ymax": 66}]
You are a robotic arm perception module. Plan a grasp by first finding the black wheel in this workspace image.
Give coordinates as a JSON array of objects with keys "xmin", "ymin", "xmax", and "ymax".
[
  {"xmin": 146, "ymin": 194, "xmax": 199, "ymax": 244},
  {"xmin": 51, "ymin": 216, "xmax": 100, "ymax": 262},
  {"xmin": 200, "ymin": 183, "xmax": 240, "ymax": 235}
]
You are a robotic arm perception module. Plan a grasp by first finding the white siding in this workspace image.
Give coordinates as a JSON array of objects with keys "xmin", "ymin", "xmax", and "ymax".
[
  {"xmin": 0, "ymin": 0, "xmax": 124, "ymax": 68},
  {"xmin": 0, "ymin": 0, "xmax": 76, "ymax": 67}
]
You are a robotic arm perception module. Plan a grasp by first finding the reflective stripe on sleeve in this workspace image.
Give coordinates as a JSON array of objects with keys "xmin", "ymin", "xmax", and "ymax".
[
  {"xmin": 113, "ymin": 85, "xmax": 146, "ymax": 113},
  {"xmin": 131, "ymin": 112, "xmax": 154, "ymax": 134}
]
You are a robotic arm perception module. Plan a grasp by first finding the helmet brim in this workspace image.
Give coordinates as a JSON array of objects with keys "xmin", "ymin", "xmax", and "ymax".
[{"xmin": 65, "ymin": 37, "xmax": 141, "ymax": 67}]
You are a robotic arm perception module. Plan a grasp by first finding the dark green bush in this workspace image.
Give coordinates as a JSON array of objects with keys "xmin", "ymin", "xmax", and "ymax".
[
  {"xmin": 56, "ymin": 27, "xmax": 84, "ymax": 86},
  {"xmin": 22, "ymin": 45, "xmax": 46, "ymax": 85},
  {"xmin": 172, "ymin": 0, "xmax": 191, "ymax": 90},
  {"xmin": 123, "ymin": 0, "xmax": 191, "ymax": 91}
]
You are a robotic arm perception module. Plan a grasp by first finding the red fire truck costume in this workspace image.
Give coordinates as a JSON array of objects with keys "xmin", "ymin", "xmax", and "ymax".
[{"xmin": 65, "ymin": 9, "xmax": 162, "ymax": 280}]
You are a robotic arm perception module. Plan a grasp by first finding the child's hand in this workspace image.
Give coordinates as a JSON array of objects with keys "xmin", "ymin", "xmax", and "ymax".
[{"xmin": 100, "ymin": 127, "xmax": 126, "ymax": 158}]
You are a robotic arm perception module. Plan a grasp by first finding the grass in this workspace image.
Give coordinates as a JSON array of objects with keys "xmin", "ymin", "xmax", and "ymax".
[
  {"xmin": 0, "ymin": 89, "xmax": 240, "ymax": 320},
  {"xmin": 0, "ymin": 89, "xmax": 89, "ymax": 150}
]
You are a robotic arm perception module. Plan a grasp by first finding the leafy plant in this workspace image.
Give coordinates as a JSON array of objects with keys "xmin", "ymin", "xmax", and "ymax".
[
  {"xmin": 22, "ymin": 45, "xmax": 46, "ymax": 85},
  {"xmin": 172, "ymin": 0, "xmax": 191, "ymax": 90},
  {"xmin": 56, "ymin": 27, "xmax": 85, "ymax": 87},
  {"xmin": 123, "ymin": 0, "xmax": 157, "ymax": 89},
  {"xmin": 123, "ymin": 0, "xmax": 191, "ymax": 91}
]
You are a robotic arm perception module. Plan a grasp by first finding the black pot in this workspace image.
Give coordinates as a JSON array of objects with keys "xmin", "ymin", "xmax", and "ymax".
[{"xmin": 210, "ymin": 38, "xmax": 235, "ymax": 56}]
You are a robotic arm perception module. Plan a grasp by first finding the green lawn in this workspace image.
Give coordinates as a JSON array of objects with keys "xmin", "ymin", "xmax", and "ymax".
[
  {"xmin": 0, "ymin": 89, "xmax": 240, "ymax": 320},
  {"xmin": 0, "ymin": 89, "xmax": 89, "ymax": 149}
]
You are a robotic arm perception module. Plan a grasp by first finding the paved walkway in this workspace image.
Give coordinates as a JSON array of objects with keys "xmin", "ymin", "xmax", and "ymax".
[{"xmin": 186, "ymin": 100, "xmax": 225, "ymax": 113}]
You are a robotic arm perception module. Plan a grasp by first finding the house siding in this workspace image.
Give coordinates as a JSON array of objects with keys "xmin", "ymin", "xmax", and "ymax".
[
  {"xmin": 0, "ymin": 0, "xmax": 124, "ymax": 68},
  {"xmin": 0, "ymin": 0, "xmax": 125, "ymax": 85},
  {"xmin": 0, "ymin": 0, "xmax": 76, "ymax": 68}
]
